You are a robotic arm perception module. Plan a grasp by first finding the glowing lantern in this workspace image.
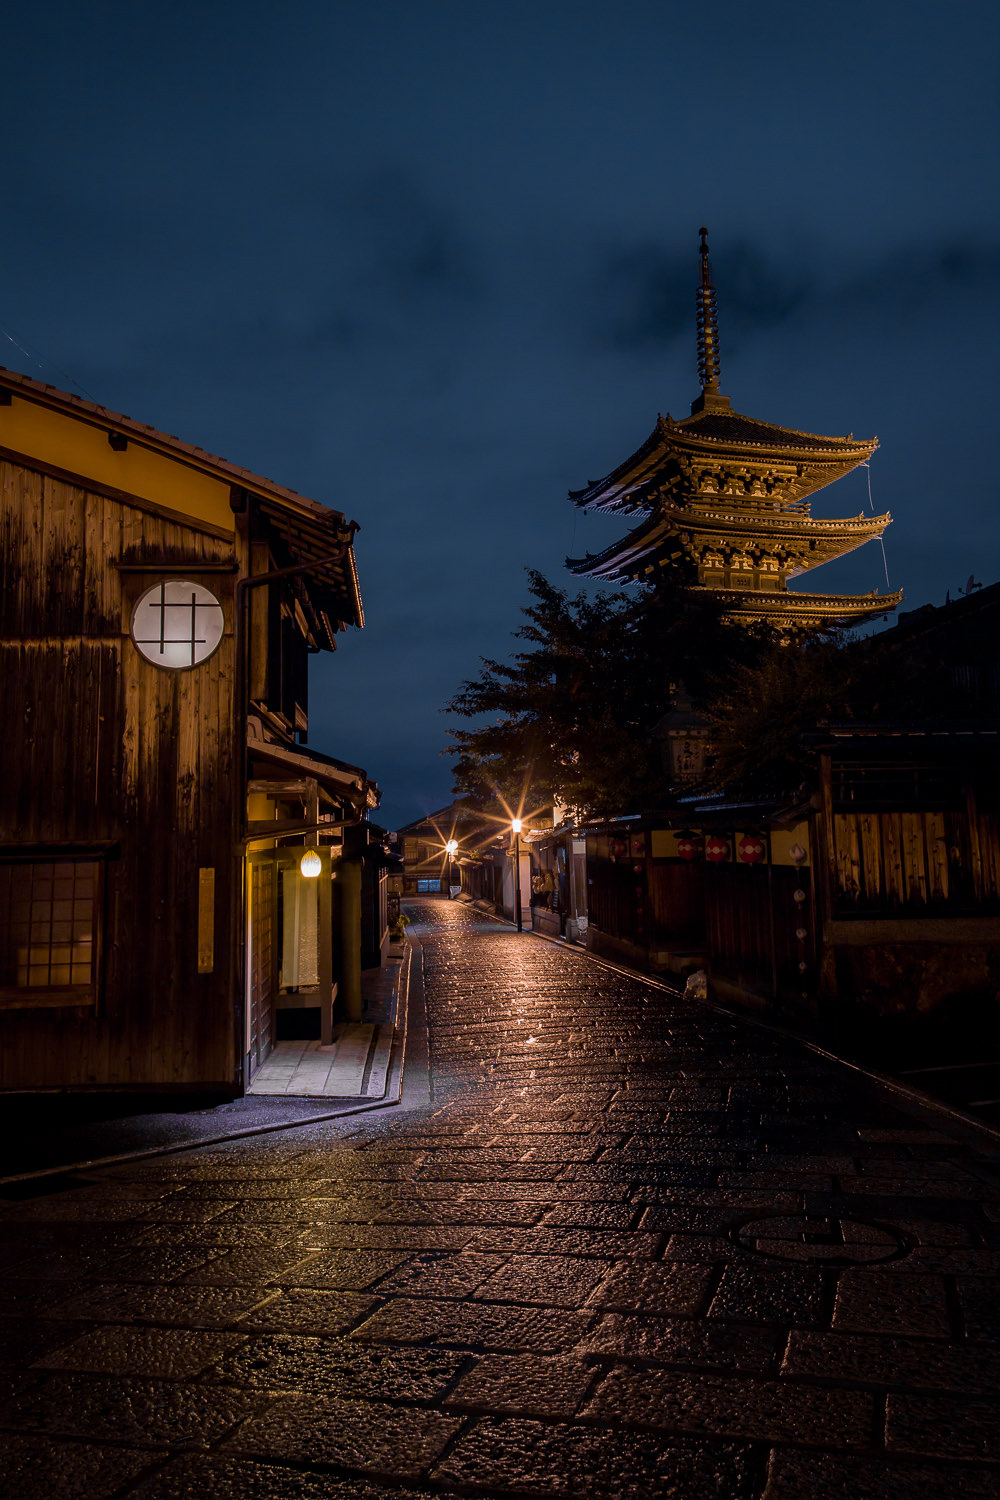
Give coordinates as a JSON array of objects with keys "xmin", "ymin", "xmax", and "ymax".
[
  {"xmin": 299, "ymin": 849, "xmax": 321, "ymax": 878},
  {"xmin": 738, "ymin": 834, "xmax": 765, "ymax": 864},
  {"xmin": 705, "ymin": 836, "xmax": 730, "ymax": 863}
]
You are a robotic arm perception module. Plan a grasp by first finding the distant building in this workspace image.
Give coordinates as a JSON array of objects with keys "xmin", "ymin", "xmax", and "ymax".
[
  {"xmin": 567, "ymin": 229, "xmax": 903, "ymax": 633},
  {"xmin": 576, "ymin": 584, "xmax": 1000, "ymax": 1050},
  {"xmin": 399, "ymin": 801, "xmax": 500, "ymax": 896},
  {"xmin": 0, "ymin": 365, "xmax": 381, "ymax": 1093}
]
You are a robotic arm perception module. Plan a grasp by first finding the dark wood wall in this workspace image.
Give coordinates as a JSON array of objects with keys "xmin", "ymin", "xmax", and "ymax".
[{"xmin": 0, "ymin": 459, "xmax": 240, "ymax": 1088}]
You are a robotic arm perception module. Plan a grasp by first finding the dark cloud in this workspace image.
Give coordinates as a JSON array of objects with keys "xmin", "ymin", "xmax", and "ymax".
[
  {"xmin": 2, "ymin": 2, "xmax": 999, "ymax": 830},
  {"xmin": 588, "ymin": 232, "xmax": 1000, "ymax": 359}
]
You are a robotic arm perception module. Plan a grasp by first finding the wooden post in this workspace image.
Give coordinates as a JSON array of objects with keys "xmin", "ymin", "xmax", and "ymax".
[
  {"xmin": 338, "ymin": 857, "xmax": 363, "ymax": 1021},
  {"xmin": 318, "ymin": 849, "xmax": 334, "ymax": 1043}
]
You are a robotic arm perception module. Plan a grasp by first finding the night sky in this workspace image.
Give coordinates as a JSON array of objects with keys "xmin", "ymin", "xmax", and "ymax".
[{"xmin": 4, "ymin": 2, "xmax": 999, "ymax": 830}]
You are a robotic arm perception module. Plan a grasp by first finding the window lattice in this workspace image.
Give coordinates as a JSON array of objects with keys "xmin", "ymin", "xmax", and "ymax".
[{"xmin": 1, "ymin": 861, "xmax": 99, "ymax": 991}]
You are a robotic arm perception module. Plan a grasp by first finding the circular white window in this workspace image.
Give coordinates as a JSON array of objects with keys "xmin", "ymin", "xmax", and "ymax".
[{"xmin": 130, "ymin": 580, "xmax": 225, "ymax": 669}]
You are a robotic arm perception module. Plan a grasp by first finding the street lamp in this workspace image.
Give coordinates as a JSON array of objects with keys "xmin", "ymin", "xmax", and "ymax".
[
  {"xmin": 511, "ymin": 818, "xmax": 523, "ymax": 932},
  {"xmin": 445, "ymin": 839, "xmax": 458, "ymax": 898}
]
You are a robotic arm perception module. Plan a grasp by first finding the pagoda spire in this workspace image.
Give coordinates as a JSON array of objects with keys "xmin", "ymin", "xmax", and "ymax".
[{"xmin": 691, "ymin": 227, "xmax": 730, "ymax": 414}]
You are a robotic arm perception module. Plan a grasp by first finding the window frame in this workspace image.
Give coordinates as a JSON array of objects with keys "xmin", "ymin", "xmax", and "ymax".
[{"xmin": 0, "ymin": 848, "xmax": 110, "ymax": 1011}]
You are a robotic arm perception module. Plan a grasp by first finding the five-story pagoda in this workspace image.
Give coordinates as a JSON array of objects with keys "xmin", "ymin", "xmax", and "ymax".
[{"xmin": 567, "ymin": 230, "xmax": 903, "ymax": 631}]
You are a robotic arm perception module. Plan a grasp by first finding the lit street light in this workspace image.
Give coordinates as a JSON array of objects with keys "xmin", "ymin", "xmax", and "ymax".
[
  {"xmin": 445, "ymin": 839, "xmax": 458, "ymax": 898},
  {"xmin": 511, "ymin": 818, "xmax": 523, "ymax": 931}
]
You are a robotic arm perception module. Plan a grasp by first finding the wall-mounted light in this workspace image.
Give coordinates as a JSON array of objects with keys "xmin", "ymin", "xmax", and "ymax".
[{"xmin": 300, "ymin": 849, "xmax": 322, "ymax": 878}]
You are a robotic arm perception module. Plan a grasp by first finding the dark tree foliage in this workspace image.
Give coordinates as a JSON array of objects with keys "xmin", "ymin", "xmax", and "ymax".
[
  {"xmin": 445, "ymin": 570, "xmax": 758, "ymax": 818},
  {"xmin": 703, "ymin": 632, "xmax": 951, "ymax": 796}
]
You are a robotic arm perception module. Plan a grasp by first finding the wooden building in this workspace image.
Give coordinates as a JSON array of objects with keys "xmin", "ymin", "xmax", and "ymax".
[
  {"xmin": 399, "ymin": 801, "xmax": 501, "ymax": 896},
  {"xmin": 567, "ymin": 230, "xmax": 903, "ymax": 633},
  {"xmin": 0, "ymin": 365, "xmax": 377, "ymax": 1092},
  {"xmin": 581, "ymin": 728, "xmax": 1000, "ymax": 1051}
]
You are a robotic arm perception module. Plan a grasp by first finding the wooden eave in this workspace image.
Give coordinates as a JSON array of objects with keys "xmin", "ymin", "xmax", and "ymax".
[
  {"xmin": 0, "ymin": 363, "xmax": 365, "ymax": 636},
  {"xmin": 248, "ymin": 732, "xmax": 380, "ymax": 810}
]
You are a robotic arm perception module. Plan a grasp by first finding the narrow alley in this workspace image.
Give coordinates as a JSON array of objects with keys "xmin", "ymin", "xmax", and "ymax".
[{"xmin": 2, "ymin": 898, "xmax": 999, "ymax": 1498}]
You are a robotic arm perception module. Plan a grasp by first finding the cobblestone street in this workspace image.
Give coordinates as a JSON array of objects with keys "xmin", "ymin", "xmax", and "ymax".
[{"xmin": 2, "ymin": 896, "xmax": 1000, "ymax": 1498}]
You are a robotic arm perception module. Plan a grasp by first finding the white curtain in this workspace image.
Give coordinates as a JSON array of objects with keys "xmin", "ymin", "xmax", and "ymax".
[{"xmin": 281, "ymin": 868, "xmax": 319, "ymax": 988}]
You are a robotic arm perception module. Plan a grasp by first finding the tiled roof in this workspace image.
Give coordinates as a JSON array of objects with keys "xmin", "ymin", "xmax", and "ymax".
[{"xmin": 675, "ymin": 409, "xmax": 874, "ymax": 453}]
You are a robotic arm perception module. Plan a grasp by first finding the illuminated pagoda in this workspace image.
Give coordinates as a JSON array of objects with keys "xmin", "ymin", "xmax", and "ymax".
[{"xmin": 567, "ymin": 229, "xmax": 903, "ymax": 631}]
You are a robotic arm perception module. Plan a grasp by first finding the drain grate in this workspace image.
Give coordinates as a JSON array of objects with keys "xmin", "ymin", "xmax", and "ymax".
[{"xmin": 732, "ymin": 1214, "xmax": 912, "ymax": 1266}]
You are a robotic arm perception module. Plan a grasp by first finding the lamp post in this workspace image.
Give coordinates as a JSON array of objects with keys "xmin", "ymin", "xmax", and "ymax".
[
  {"xmin": 511, "ymin": 818, "xmax": 523, "ymax": 932},
  {"xmin": 445, "ymin": 839, "xmax": 458, "ymax": 899}
]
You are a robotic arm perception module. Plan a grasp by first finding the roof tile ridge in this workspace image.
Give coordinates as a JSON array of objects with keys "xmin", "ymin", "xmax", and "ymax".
[
  {"xmin": 675, "ymin": 404, "xmax": 877, "ymax": 449},
  {"xmin": 0, "ymin": 362, "xmax": 347, "ymax": 523}
]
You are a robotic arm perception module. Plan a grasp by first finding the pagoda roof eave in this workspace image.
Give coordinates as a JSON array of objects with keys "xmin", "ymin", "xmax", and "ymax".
[
  {"xmin": 569, "ymin": 410, "xmax": 877, "ymax": 514},
  {"xmin": 567, "ymin": 506, "xmax": 894, "ymax": 581},
  {"xmin": 696, "ymin": 585, "xmax": 905, "ymax": 628}
]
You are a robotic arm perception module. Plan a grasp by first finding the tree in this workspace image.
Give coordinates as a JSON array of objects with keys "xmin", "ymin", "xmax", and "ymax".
[
  {"xmin": 445, "ymin": 570, "xmax": 758, "ymax": 818},
  {"xmin": 703, "ymin": 629, "xmax": 957, "ymax": 796}
]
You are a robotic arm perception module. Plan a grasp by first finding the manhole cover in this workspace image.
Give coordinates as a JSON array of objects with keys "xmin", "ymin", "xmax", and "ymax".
[{"xmin": 732, "ymin": 1214, "xmax": 911, "ymax": 1266}]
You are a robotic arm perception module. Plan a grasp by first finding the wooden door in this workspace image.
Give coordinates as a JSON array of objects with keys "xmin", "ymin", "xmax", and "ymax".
[{"xmin": 248, "ymin": 858, "xmax": 275, "ymax": 1077}]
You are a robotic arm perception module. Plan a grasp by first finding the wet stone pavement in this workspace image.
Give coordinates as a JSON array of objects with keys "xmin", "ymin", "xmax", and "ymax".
[{"xmin": 2, "ymin": 898, "xmax": 1000, "ymax": 1499}]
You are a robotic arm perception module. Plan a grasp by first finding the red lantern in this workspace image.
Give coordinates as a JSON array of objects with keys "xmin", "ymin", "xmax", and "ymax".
[
  {"xmin": 738, "ymin": 834, "xmax": 765, "ymax": 864},
  {"xmin": 677, "ymin": 833, "xmax": 700, "ymax": 861},
  {"xmin": 705, "ymin": 836, "xmax": 730, "ymax": 863}
]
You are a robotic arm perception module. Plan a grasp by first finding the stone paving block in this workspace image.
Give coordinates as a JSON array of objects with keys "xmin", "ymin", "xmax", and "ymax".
[
  {"xmin": 887, "ymin": 1392, "xmax": 1000, "ymax": 1458},
  {"xmin": 586, "ymin": 1260, "xmax": 713, "ymax": 1316},
  {"xmin": 269, "ymin": 1248, "xmax": 409, "ymax": 1290},
  {"xmin": 472, "ymin": 1252, "xmax": 617, "ymax": 1308},
  {"xmin": 176, "ymin": 1245, "xmax": 319, "ymax": 1286},
  {"xmin": 201, "ymin": 1201, "xmax": 315, "ymax": 1225},
  {"xmin": 0, "ymin": 1318, "xmax": 90, "ymax": 1366},
  {"xmin": 124, "ymin": 1455, "xmax": 449, "ymax": 1499},
  {"xmin": 293, "ymin": 1222, "xmax": 474, "ymax": 1252},
  {"xmin": 352, "ymin": 1296, "xmax": 593, "ymax": 1353},
  {"xmin": 44, "ymin": 1282, "xmax": 272, "ymax": 1328},
  {"xmin": 870, "ymin": 1215, "xmax": 978, "ymax": 1247},
  {"xmin": 841, "ymin": 1176, "xmax": 985, "ymax": 1201},
  {"xmin": 210, "ymin": 1331, "xmax": 465, "ymax": 1401},
  {"xmin": 346, "ymin": 1197, "xmax": 545, "ymax": 1227},
  {"xmin": 0, "ymin": 1371, "xmax": 263, "ymax": 1447},
  {"xmin": 464, "ymin": 1225, "xmax": 661, "ymax": 1259},
  {"xmin": 444, "ymin": 1354, "xmax": 597, "ymax": 1417},
  {"xmin": 135, "ymin": 1223, "xmax": 299, "ymax": 1251},
  {"xmin": 232, "ymin": 1288, "xmax": 377, "ymax": 1336},
  {"xmin": 541, "ymin": 1202, "xmax": 638, "ymax": 1229},
  {"xmin": 136, "ymin": 1198, "xmax": 239, "ymax": 1222},
  {"xmin": 2, "ymin": 1246, "xmax": 125, "ymax": 1281},
  {"xmin": 580, "ymin": 1314, "xmax": 779, "ymax": 1372},
  {"xmin": 0, "ymin": 1196, "xmax": 151, "ymax": 1224},
  {"xmin": 585, "ymin": 1364, "xmax": 873, "ymax": 1444},
  {"xmin": 783, "ymin": 1330, "xmax": 1000, "ymax": 1392},
  {"xmin": 0, "ymin": 1278, "xmax": 91, "ymax": 1318},
  {"xmin": 96, "ymin": 1245, "xmax": 225, "ymax": 1283},
  {"xmin": 223, "ymin": 1392, "xmax": 462, "ymax": 1479},
  {"xmin": 430, "ymin": 1415, "xmax": 756, "ymax": 1498},
  {"xmin": 0, "ymin": 1432, "xmax": 157, "ymax": 1498},
  {"xmin": 374, "ymin": 1251, "xmax": 509, "ymax": 1299},
  {"xmin": 708, "ymin": 1263, "xmax": 828, "ymax": 1328},
  {"xmin": 833, "ymin": 1270, "xmax": 952, "ymax": 1336},
  {"xmin": 32, "ymin": 1325, "xmax": 247, "ymax": 1378},
  {"xmin": 662, "ymin": 1232, "xmax": 750, "ymax": 1263},
  {"xmin": 176, "ymin": 1180, "xmax": 319, "ymax": 1200},
  {"xmin": 764, "ymin": 1448, "xmax": 1000, "ymax": 1499},
  {"xmin": 957, "ymin": 1276, "xmax": 1000, "ymax": 1339}
]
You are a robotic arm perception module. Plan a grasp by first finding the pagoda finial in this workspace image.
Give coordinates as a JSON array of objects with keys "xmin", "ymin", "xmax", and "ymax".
[{"xmin": 696, "ymin": 226, "xmax": 720, "ymax": 394}]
